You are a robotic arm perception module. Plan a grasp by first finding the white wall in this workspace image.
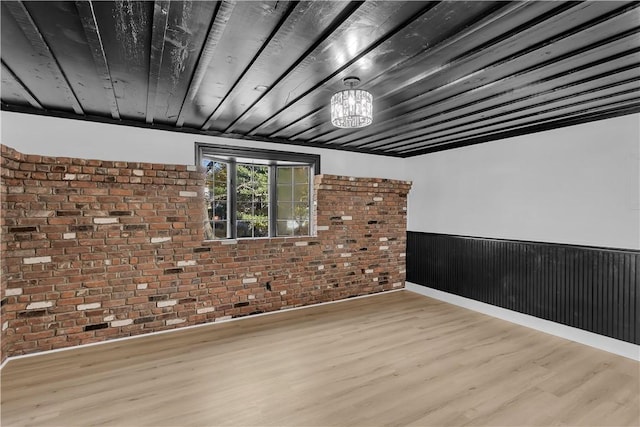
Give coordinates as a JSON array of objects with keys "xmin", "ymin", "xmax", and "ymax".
[
  {"xmin": 3, "ymin": 111, "xmax": 639, "ymax": 249},
  {"xmin": 0, "ymin": 111, "xmax": 408, "ymax": 180},
  {"xmin": 406, "ymin": 114, "xmax": 640, "ymax": 250}
]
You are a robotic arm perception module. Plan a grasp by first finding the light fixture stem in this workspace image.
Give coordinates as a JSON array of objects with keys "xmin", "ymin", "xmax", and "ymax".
[{"xmin": 343, "ymin": 76, "xmax": 361, "ymax": 88}]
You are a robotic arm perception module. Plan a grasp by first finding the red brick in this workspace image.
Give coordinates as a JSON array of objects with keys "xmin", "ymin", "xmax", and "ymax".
[{"xmin": 0, "ymin": 145, "xmax": 411, "ymax": 361}]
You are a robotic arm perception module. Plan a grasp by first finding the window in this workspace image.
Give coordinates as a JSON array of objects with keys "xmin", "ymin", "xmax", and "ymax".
[
  {"xmin": 276, "ymin": 166, "xmax": 310, "ymax": 237},
  {"xmin": 197, "ymin": 143, "xmax": 320, "ymax": 240}
]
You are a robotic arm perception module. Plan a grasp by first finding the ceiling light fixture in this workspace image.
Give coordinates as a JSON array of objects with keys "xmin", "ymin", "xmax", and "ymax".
[{"xmin": 330, "ymin": 77, "xmax": 372, "ymax": 128}]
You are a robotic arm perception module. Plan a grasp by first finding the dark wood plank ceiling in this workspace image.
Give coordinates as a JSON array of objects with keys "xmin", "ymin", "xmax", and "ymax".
[{"xmin": 2, "ymin": 1, "xmax": 639, "ymax": 157}]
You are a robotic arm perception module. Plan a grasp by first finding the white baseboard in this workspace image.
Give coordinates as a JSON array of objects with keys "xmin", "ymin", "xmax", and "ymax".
[{"xmin": 405, "ymin": 282, "xmax": 640, "ymax": 362}]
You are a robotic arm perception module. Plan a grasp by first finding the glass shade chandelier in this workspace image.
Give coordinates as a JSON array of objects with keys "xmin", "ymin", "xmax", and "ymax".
[{"xmin": 330, "ymin": 77, "xmax": 373, "ymax": 128}]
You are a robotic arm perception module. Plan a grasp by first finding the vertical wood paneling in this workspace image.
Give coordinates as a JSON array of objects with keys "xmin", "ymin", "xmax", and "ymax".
[{"xmin": 407, "ymin": 232, "xmax": 640, "ymax": 345}]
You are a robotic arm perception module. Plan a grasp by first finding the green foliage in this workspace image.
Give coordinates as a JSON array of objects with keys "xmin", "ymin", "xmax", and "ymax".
[
  {"xmin": 204, "ymin": 161, "xmax": 228, "ymax": 202},
  {"xmin": 235, "ymin": 164, "xmax": 269, "ymax": 237},
  {"xmin": 204, "ymin": 160, "xmax": 311, "ymax": 238},
  {"xmin": 237, "ymin": 213, "xmax": 269, "ymax": 236},
  {"xmin": 236, "ymin": 164, "xmax": 268, "ymax": 202}
]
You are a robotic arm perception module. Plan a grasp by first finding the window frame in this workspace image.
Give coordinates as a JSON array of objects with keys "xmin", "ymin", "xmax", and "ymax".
[{"xmin": 196, "ymin": 143, "xmax": 321, "ymax": 240}]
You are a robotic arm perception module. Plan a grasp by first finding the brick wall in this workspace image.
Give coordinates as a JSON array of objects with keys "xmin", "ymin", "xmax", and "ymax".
[
  {"xmin": 0, "ymin": 145, "xmax": 411, "ymax": 362},
  {"xmin": 1, "ymin": 146, "xmax": 10, "ymax": 362}
]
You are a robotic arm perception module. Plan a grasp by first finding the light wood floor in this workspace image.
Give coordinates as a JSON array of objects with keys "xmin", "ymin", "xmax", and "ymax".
[{"xmin": 1, "ymin": 290, "xmax": 638, "ymax": 427}]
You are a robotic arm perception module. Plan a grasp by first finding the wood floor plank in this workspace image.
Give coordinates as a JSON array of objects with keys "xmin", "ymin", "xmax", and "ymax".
[{"xmin": 1, "ymin": 290, "xmax": 638, "ymax": 426}]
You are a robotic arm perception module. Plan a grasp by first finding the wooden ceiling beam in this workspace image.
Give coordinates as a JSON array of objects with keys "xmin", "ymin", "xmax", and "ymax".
[
  {"xmin": 379, "ymin": 75, "xmax": 640, "ymax": 153},
  {"xmin": 241, "ymin": 1, "xmax": 442, "ymax": 136},
  {"xmin": 75, "ymin": 0, "xmax": 121, "ymax": 120},
  {"xmin": 5, "ymin": 1, "xmax": 84, "ymax": 115},
  {"xmin": 291, "ymin": 3, "xmax": 540, "ymax": 143},
  {"xmin": 145, "ymin": 0, "xmax": 171, "ymax": 124},
  {"xmin": 308, "ymin": 1, "xmax": 584, "ymax": 145},
  {"xmin": 220, "ymin": 0, "xmax": 369, "ymax": 134},
  {"xmin": 1, "ymin": 60, "xmax": 43, "ymax": 109},
  {"xmin": 198, "ymin": 1, "xmax": 301, "ymax": 131},
  {"xmin": 353, "ymin": 30, "xmax": 640, "ymax": 151},
  {"xmin": 266, "ymin": 1, "xmax": 531, "ymax": 141},
  {"xmin": 175, "ymin": 0, "xmax": 237, "ymax": 128},
  {"xmin": 393, "ymin": 82, "xmax": 640, "ymax": 153},
  {"xmin": 399, "ymin": 102, "xmax": 640, "ymax": 157},
  {"xmin": 325, "ymin": 1, "xmax": 640, "ymax": 148}
]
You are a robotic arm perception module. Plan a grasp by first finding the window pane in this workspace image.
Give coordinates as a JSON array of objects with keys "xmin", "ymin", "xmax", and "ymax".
[
  {"xmin": 254, "ymin": 221, "xmax": 268, "ymax": 238},
  {"xmin": 236, "ymin": 165, "xmax": 252, "ymax": 203},
  {"xmin": 237, "ymin": 221, "xmax": 252, "ymax": 238},
  {"xmin": 237, "ymin": 202, "xmax": 253, "ymax": 217},
  {"xmin": 276, "ymin": 220, "xmax": 293, "ymax": 236},
  {"xmin": 254, "ymin": 166, "xmax": 269, "ymax": 197},
  {"xmin": 277, "ymin": 184, "xmax": 293, "ymax": 202},
  {"xmin": 255, "ymin": 203, "xmax": 268, "ymax": 217},
  {"xmin": 214, "ymin": 202, "xmax": 227, "ymax": 220},
  {"xmin": 276, "ymin": 165, "xmax": 310, "ymax": 237},
  {"xmin": 293, "ymin": 166, "xmax": 308, "ymax": 184},
  {"xmin": 277, "ymin": 218, "xmax": 308, "ymax": 236},
  {"xmin": 293, "ymin": 203, "xmax": 309, "ymax": 220},
  {"xmin": 214, "ymin": 221, "xmax": 227, "ymax": 239},
  {"xmin": 277, "ymin": 167, "xmax": 292, "ymax": 184},
  {"xmin": 294, "ymin": 221, "xmax": 309, "ymax": 236},
  {"xmin": 277, "ymin": 202, "xmax": 293, "ymax": 219},
  {"xmin": 204, "ymin": 165, "xmax": 214, "ymax": 205},
  {"xmin": 213, "ymin": 163, "xmax": 227, "ymax": 196},
  {"xmin": 255, "ymin": 215, "xmax": 269, "ymax": 236},
  {"xmin": 294, "ymin": 183, "xmax": 308, "ymax": 202},
  {"xmin": 237, "ymin": 190, "xmax": 252, "ymax": 203},
  {"xmin": 235, "ymin": 164, "xmax": 269, "ymax": 239},
  {"xmin": 204, "ymin": 160, "xmax": 230, "ymax": 240}
]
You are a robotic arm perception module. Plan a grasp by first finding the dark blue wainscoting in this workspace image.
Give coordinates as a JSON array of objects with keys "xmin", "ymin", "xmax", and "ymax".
[{"xmin": 406, "ymin": 232, "xmax": 639, "ymax": 345}]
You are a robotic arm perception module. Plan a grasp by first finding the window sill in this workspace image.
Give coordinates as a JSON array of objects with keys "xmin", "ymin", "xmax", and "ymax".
[{"xmin": 201, "ymin": 235, "xmax": 319, "ymax": 246}]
